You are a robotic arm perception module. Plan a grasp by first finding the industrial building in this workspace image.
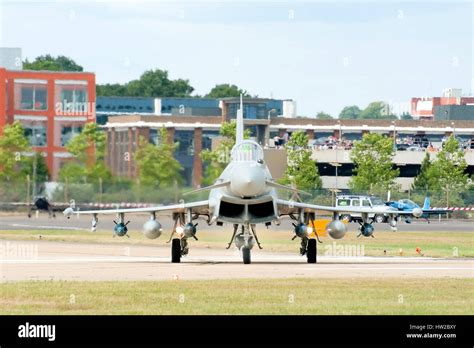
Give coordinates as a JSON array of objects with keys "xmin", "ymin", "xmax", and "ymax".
[
  {"xmin": 96, "ymin": 96, "xmax": 296, "ymax": 125},
  {"xmin": 0, "ymin": 55, "xmax": 96, "ymax": 179},
  {"xmin": 103, "ymin": 115, "xmax": 474, "ymax": 189},
  {"xmin": 411, "ymin": 88, "xmax": 474, "ymax": 120}
]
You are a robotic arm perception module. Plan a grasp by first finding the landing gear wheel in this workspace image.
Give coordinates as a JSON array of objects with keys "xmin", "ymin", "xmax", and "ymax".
[
  {"xmin": 171, "ymin": 238, "xmax": 181, "ymax": 263},
  {"xmin": 242, "ymin": 247, "xmax": 251, "ymax": 264},
  {"xmin": 340, "ymin": 214, "xmax": 351, "ymax": 223},
  {"xmin": 374, "ymin": 214, "xmax": 385, "ymax": 224},
  {"xmin": 307, "ymin": 239, "xmax": 317, "ymax": 264}
]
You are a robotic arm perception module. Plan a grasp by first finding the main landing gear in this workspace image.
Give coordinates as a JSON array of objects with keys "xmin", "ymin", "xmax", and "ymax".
[
  {"xmin": 167, "ymin": 210, "xmax": 199, "ymax": 263},
  {"xmin": 291, "ymin": 211, "xmax": 320, "ymax": 264}
]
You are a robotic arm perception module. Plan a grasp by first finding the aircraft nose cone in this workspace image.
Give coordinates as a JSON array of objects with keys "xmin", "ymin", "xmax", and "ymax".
[{"xmin": 230, "ymin": 165, "xmax": 266, "ymax": 197}]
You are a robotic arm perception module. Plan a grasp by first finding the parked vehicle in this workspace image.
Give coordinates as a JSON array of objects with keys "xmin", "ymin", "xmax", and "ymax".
[
  {"xmin": 335, "ymin": 195, "xmax": 389, "ymax": 223},
  {"xmin": 413, "ymin": 136, "xmax": 429, "ymax": 148},
  {"xmin": 395, "ymin": 143, "xmax": 410, "ymax": 151}
]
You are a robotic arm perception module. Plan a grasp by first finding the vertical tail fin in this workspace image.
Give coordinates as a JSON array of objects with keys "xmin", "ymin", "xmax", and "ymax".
[
  {"xmin": 422, "ymin": 197, "xmax": 431, "ymax": 210},
  {"xmin": 236, "ymin": 93, "xmax": 244, "ymax": 144}
]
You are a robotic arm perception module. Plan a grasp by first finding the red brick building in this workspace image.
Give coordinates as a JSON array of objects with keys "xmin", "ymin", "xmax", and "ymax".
[
  {"xmin": 411, "ymin": 88, "xmax": 474, "ymax": 119},
  {"xmin": 0, "ymin": 68, "xmax": 96, "ymax": 179}
]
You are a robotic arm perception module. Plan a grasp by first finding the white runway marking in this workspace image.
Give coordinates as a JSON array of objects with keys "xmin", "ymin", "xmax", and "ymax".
[{"xmin": 8, "ymin": 223, "xmax": 88, "ymax": 231}]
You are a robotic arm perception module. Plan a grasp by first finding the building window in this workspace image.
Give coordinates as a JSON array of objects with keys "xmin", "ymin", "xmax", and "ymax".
[
  {"xmin": 174, "ymin": 130, "xmax": 194, "ymax": 156},
  {"xmin": 202, "ymin": 130, "xmax": 219, "ymax": 150},
  {"xmin": 60, "ymin": 125, "xmax": 83, "ymax": 146},
  {"xmin": 227, "ymin": 103, "xmax": 268, "ymax": 120},
  {"xmin": 16, "ymin": 84, "xmax": 48, "ymax": 111},
  {"xmin": 55, "ymin": 84, "xmax": 89, "ymax": 114},
  {"xmin": 24, "ymin": 123, "xmax": 47, "ymax": 146},
  {"xmin": 149, "ymin": 128, "xmax": 163, "ymax": 146}
]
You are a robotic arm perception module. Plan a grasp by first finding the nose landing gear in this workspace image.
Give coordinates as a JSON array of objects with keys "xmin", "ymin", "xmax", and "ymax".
[{"xmin": 226, "ymin": 223, "xmax": 261, "ymax": 264}]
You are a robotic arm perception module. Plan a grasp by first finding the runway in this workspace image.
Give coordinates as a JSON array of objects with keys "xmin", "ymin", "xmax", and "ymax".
[
  {"xmin": 1, "ymin": 212, "xmax": 473, "ymax": 233},
  {"xmin": 1, "ymin": 239, "xmax": 472, "ymax": 281}
]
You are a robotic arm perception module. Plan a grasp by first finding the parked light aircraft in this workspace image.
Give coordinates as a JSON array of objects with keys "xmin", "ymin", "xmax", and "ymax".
[
  {"xmin": 63, "ymin": 96, "xmax": 419, "ymax": 264},
  {"xmin": 386, "ymin": 197, "xmax": 450, "ymax": 223}
]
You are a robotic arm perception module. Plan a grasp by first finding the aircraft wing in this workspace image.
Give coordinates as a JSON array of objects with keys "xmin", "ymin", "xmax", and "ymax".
[
  {"xmin": 64, "ymin": 200, "xmax": 210, "ymax": 216},
  {"xmin": 422, "ymin": 209, "xmax": 450, "ymax": 215},
  {"xmin": 276, "ymin": 199, "xmax": 417, "ymax": 216}
]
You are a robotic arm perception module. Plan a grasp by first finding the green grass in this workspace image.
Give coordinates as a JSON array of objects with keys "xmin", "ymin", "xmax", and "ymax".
[
  {"xmin": 0, "ymin": 229, "xmax": 472, "ymax": 258},
  {"xmin": 0, "ymin": 278, "xmax": 472, "ymax": 315}
]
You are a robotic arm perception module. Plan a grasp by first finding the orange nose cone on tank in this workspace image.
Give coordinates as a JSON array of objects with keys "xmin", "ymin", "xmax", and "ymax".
[{"xmin": 230, "ymin": 164, "xmax": 266, "ymax": 197}]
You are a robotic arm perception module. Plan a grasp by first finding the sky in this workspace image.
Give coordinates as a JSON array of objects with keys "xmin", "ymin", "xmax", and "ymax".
[{"xmin": 0, "ymin": 0, "xmax": 472, "ymax": 117}]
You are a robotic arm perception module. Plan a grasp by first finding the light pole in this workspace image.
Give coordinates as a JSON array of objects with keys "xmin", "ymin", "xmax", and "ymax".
[
  {"xmin": 392, "ymin": 120, "xmax": 396, "ymax": 142},
  {"xmin": 330, "ymin": 162, "xmax": 341, "ymax": 205},
  {"xmin": 337, "ymin": 120, "xmax": 342, "ymax": 142},
  {"xmin": 31, "ymin": 126, "xmax": 41, "ymax": 199},
  {"xmin": 391, "ymin": 120, "xmax": 397, "ymax": 151},
  {"xmin": 267, "ymin": 108, "xmax": 277, "ymax": 119}
]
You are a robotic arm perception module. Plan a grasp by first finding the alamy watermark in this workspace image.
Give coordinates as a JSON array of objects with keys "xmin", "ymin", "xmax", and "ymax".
[
  {"xmin": 0, "ymin": 241, "xmax": 38, "ymax": 260},
  {"xmin": 55, "ymin": 101, "xmax": 96, "ymax": 116},
  {"xmin": 324, "ymin": 242, "xmax": 365, "ymax": 257}
]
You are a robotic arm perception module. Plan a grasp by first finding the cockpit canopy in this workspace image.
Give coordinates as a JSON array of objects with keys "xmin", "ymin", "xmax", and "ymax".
[
  {"xmin": 398, "ymin": 199, "xmax": 416, "ymax": 207},
  {"xmin": 231, "ymin": 141, "xmax": 264, "ymax": 162}
]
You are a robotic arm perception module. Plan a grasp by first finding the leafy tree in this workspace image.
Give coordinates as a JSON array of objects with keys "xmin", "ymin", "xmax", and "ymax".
[
  {"xmin": 349, "ymin": 133, "xmax": 399, "ymax": 194},
  {"xmin": 316, "ymin": 111, "xmax": 333, "ymax": 120},
  {"xmin": 360, "ymin": 101, "xmax": 398, "ymax": 120},
  {"xmin": 411, "ymin": 153, "xmax": 432, "ymax": 192},
  {"xmin": 339, "ymin": 105, "xmax": 361, "ymax": 119},
  {"xmin": 428, "ymin": 135, "xmax": 468, "ymax": 206},
  {"xmin": 96, "ymin": 83, "xmax": 128, "ymax": 97},
  {"xmin": 97, "ymin": 69, "xmax": 194, "ymax": 98},
  {"xmin": 59, "ymin": 123, "xmax": 111, "ymax": 184},
  {"xmin": 205, "ymin": 84, "xmax": 250, "ymax": 98},
  {"xmin": 57, "ymin": 162, "xmax": 87, "ymax": 183},
  {"xmin": 20, "ymin": 153, "xmax": 50, "ymax": 183},
  {"xmin": 201, "ymin": 120, "xmax": 251, "ymax": 186},
  {"xmin": 23, "ymin": 55, "xmax": 83, "ymax": 71},
  {"xmin": 280, "ymin": 130, "xmax": 322, "ymax": 191},
  {"xmin": 66, "ymin": 123, "xmax": 106, "ymax": 162},
  {"xmin": 0, "ymin": 122, "xmax": 31, "ymax": 181},
  {"xmin": 339, "ymin": 103, "xmax": 398, "ymax": 120},
  {"xmin": 400, "ymin": 112, "xmax": 413, "ymax": 120},
  {"xmin": 135, "ymin": 128, "xmax": 183, "ymax": 188}
]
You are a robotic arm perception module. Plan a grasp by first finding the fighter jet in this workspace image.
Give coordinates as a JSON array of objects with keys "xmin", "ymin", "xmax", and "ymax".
[{"xmin": 63, "ymin": 96, "xmax": 419, "ymax": 264}]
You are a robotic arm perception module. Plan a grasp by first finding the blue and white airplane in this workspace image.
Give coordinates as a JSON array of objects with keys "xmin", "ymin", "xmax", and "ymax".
[{"xmin": 386, "ymin": 197, "xmax": 450, "ymax": 223}]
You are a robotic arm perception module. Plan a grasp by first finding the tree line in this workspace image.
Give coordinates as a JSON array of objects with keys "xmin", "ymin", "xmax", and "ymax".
[
  {"xmin": 0, "ymin": 121, "xmax": 471, "ymax": 207},
  {"xmin": 24, "ymin": 55, "xmax": 249, "ymax": 99},
  {"xmin": 25, "ymin": 55, "xmax": 408, "ymax": 118},
  {"xmin": 316, "ymin": 103, "xmax": 413, "ymax": 120}
]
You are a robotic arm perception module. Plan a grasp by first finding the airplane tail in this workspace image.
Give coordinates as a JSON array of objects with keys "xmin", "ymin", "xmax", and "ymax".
[
  {"xmin": 235, "ymin": 93, "xmax": 244, "ymax": 145},
  {"xmin": 422, "ymin": 196, "xmax": 431, "ymax": 210}
]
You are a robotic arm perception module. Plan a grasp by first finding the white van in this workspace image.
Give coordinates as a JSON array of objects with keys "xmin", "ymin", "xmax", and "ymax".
[{"xmin": 336, "ymin": 195, "xmax": 388, "ymax": 223}]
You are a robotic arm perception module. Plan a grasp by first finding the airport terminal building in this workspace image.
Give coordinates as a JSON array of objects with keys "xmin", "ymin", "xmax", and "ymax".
[{"xmin": 103, "ymin": 113, "xmax": 474, "ymax": 190}]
